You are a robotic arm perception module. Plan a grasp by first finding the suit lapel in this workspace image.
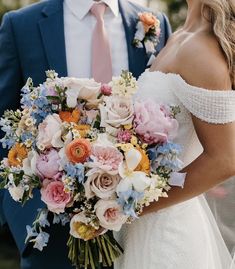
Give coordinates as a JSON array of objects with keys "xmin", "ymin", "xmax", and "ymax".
[
  {"xmin": 38, "ymin": 0, "xmax": 67, "ymax": 77},
  {"xmin": 118, "ymin": 0, "xmax": 148, "ymax": 78}
]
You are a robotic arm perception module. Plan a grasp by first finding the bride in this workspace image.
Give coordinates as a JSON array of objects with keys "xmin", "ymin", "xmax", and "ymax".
[{"xmin": 115, "ymin": 0, "xmax": 235, "ymax": 268}]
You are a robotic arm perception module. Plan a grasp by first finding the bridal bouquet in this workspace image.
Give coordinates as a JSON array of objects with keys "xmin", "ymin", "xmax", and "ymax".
[{"xmin": 0, "ymin": 70, "xmax": 185, "ymax": 268}]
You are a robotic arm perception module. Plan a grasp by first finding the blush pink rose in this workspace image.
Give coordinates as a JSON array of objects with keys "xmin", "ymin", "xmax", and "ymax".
[
  {"xmin": 41, "ymin": 179, "xmax": 71, "ymax": 214},
  {"xmin": 36, "ymin": 149, "xmax": 61, "ymax": 179},
  {"xmin": 89, "ymin": 145, "xmax": 123, "ymax": 174},
  {"xmin": 95, "ymin": 199, "xmax": 127, "ymax": 231},
  {"xmin": 134, "ymin": 99, "xmax": 179, "ymax": 145}
]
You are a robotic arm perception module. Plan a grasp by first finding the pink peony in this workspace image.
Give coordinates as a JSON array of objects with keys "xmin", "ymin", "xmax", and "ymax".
[
  {"xmin": 100, "ymin": 84, "xmax": 112, "ymax": 96},
  {"xmin": 134, "ymin": 99, "xmax": 178, "ymax": 145},
  {"xmin": 89, "ymin": 145, "xmax": 123, "ymax": 174},
  {"xmin": 41, "ymin": 179, "xmax": 71, "ymax": 214},
  {"xmin": 36, "ymin": 149, "xmax": 61, "ymax": 179}
]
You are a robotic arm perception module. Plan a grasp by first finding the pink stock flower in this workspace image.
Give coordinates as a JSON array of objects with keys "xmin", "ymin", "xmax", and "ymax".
[
  {"xmin": 36, "ymin": 149, "xmax": 61, "ymax": 179},
  {"xmin": 89, "ymin": 145, "xmax": 123, "ymax": 174},
  {"xmin": 100, "ymin": 84, "xmax": 112, "ymax": 96},
  {"xmin": 41, "ymin": 179, "xmax": 71, "ymax": 214},
  {"xmin": 117, "ymin": 130, "xmax": 132, "ymax": 143},
  {"xmin": 134, "ymin": 99, "xmax": 178, "ymax": 145}
]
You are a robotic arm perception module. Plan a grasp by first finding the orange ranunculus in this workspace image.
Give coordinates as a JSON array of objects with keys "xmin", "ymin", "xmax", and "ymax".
[
  {"xmin": 139, "ymin": 12, "xmax": 158, "ymax": 33},
  {"xmin": 74, "ymin": 124, "xmax": 91, "ymax": 138},
  {"xmin": 135, "ymin": 146, "xmax": 150, "ymax": 175},
  {"xmin": 66, "ymin": 138, "xmax": 91, "ymax": 164},
  {"xmin": 8, "ymin": 143, "xmax": 28, "ymax": 167},
  {"xmin": 59, "ymin": 108, "xmax": 80, "ymax": 123}
]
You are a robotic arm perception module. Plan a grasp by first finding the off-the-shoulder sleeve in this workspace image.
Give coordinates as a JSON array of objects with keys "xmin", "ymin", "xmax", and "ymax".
[{"xmin": 171, "ymin": 75, "xmax": 235, "ymax": 124}]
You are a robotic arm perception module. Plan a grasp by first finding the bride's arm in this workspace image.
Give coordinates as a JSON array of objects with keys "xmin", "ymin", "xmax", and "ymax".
[
  {"xmin": 142, "ymin": 118, "xmax": 235, "ymax": 215},
  {"xmin": 142, "ymin": 38, "xmax": 235, "ymax": 215}
]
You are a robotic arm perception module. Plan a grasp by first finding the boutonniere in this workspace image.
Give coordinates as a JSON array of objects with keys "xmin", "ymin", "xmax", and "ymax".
[{"xmin": 133, "ymin": 12, "xmax": 161, "ymax": 55}]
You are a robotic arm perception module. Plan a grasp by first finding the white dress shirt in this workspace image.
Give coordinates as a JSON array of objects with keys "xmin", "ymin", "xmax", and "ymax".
[{"xmin": 64, "ymin": 0, "xmax": 129, "ymax": 78}]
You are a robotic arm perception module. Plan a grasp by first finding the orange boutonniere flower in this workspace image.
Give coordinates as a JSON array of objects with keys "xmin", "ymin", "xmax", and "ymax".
[
  {"xmin": 66, "ymin": 138, "xmax": 91, "ymax": 164},
  {"xmin": 135, "ymin": 146, "xmax": 150, "ymax": 175},
  {"xmin": 133, "ymin": 12, "xmax": 161, "ymax": 55},
  {"xmin": 8, "ymin": 143, "xmax": 28, "ymax": 167},
  {"xmin": 139, "ymin": 12, "xmax": 158, "ymax": 33},
  {"xmin": 59, "ymin": 108, "xmax": 80, "ymax": 123}
]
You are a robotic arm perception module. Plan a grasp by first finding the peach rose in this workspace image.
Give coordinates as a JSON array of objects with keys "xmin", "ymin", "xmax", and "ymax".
[
  {"xmin": 139, "ymin": 12, "xmax": 158, "ymax": 32},
  {"xmin": 84, "ymin": 172, "xmax": 121, "ymax": 199},
  {"xmin": 66, "ymin": 138, "xmax": 91, "ymax": 164}
]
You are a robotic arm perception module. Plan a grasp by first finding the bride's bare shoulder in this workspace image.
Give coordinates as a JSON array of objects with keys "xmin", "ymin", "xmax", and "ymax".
[{"xmin": 175, "ymin": 32, "xmax": 231, "ymax": 90}]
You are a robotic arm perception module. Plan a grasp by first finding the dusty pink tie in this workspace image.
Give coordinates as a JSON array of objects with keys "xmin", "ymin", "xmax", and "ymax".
[{"xmin": 90, "ymin": 3, "xmax": 113, "ymax": 84}]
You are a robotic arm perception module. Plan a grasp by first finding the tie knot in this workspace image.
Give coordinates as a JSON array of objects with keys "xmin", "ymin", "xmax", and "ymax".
[{"xmin": 90, "ymin": 3, "xmax": 106, "ymax": 20}]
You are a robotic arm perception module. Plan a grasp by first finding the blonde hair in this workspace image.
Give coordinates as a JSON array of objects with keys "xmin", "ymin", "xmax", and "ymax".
[{"xmin": 202, "ymin": 0, "xmax": 235, "ymax": 88}]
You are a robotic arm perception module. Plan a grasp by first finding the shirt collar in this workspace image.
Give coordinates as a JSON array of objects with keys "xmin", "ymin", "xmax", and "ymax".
[{"xmin": 64, "ymin": 0, "xmax": 119, "ymax": 20}]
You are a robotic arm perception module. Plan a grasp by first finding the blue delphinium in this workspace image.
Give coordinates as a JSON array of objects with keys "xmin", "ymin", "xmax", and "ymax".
[
  {"xmin": 148, "ymin": 142, "xmax": 183, "ymax": 172},
  {"xmin": 21, "ymin": 84, "xmax": 53, "ymax": 125},
  {"xmin": 33, "ymin": 231, "xmax": 50, "ymax": 251},
  {"xmin": 117, "ymin": 190, "xmax": 144, "ymax": 218},
  {"xmin": 64, "ymin": 163, "xmax": 85, "ymax": 183},
  {"xmin": 53, "ymin": 213, "xmax": 70, "ymax": 226},
  {"xmin": 37, "ymin": 209, "xmax": 50, "ymax": 228}
]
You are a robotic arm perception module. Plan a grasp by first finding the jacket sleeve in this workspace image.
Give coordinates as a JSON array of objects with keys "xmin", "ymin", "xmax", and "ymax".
[
  {"xmin": 0, "ymin": 12, "xmax": 24, "ymax": 226},
  {"xmin": 162, "ymin": 13, "xmax": 172, "ymax": 44}
]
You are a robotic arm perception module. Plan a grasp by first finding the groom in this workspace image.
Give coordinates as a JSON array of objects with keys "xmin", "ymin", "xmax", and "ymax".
[{"xmin": 0, "ymin": 0, "xmax": 171, "ymax": 268}]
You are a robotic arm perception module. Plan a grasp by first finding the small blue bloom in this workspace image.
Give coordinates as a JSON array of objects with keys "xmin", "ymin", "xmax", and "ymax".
[
  {"xmin": 0, "ymin": 137, "xmax": 16, "ymax": 149},
  {"xmin": 148, "ymin": 142, "xmax": 183, "ymax": 172},
  {"xmin": 37, "ymin": 209, "xmax": 50, "ymax": 228},
  {"xmin": 33, "ymin": 231, "xmax": 50, "ymax": 251},
  {"xmin": 25, "ymin": 225, "xmax": 38, "ymax": 243},
  {"xmin": 117, "ymin": 190, "xmax": 144, "ymax": 218},
  {"xmin": 53, "ymin": 213, "xmax": 70, "ymax": 226},
  {"xmin": 64, "ymin": 163, "xmax": 85, "ymax": 183}
]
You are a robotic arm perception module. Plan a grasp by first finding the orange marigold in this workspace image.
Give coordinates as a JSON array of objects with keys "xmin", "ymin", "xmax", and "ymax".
[
  {"xmin": 135, "ymin": 146, "xmax": 150, "ymax": 175},
  {"xmin": 59, "ymin": 108, "xmax": 80, "ymax": 123},
  {"xmin": 66, "ymin": 138, "xmax": 91, "ymax": 164},
  {"xmin": 8, "ymin": 143, "xmax": 28, "ymax": 167}
]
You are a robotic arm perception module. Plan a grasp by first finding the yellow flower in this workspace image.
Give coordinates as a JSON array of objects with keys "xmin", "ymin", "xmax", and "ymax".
[
  {"xmin": 74, "ymin": 124, "xmax": 91, "ymax": 138},
  {"xmin": 130, "ymin": 136, "xmax": 138, "ymax": 146},
  {"xmin": 73, "ymin": 222, "xmax": 97, "ymax": 241},
  {"xmin": 117, "ymin": 143, "xmax": 133, "ymax": 152},
  {"xmin": 124, "ymin": 124, "xmax": 132, "ymax": 130},
  {"xmin": 8, "ymin": 143, "xmax": 28, "ymax": 167},
  {"xmin": 135, "ymin": 146, "xmax": 150, "ymax": 175}
]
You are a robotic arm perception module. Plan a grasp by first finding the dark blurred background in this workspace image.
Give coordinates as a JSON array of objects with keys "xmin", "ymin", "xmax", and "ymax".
[{"xmin": 0, "ymin": 1, "xmax": 186, "ymax": 269}]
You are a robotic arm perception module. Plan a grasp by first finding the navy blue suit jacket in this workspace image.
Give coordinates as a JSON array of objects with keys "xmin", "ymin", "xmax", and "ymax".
[{"xmin": 0, "ymin": 0, "xmax": 171, "ymax": 268}]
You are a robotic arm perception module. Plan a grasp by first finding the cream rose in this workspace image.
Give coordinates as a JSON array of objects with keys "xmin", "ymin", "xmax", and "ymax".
[
  {"xmin": 64, "ymin": 78, "xmax": 101, "ymax": 108},
  {"xmin": 84, "ymin": 172, "xmax": 121, "ymax": 199},
  {"xmin": 99, "ymin": 96, "xmax": 134, "ymax": 135},
  {"xmin": 95, "ymin": 199, "xmax": 128, "ymax": 231},
  {"xmin": 37, "ymin": 114, "xmax": 63, "ymax": 148}
]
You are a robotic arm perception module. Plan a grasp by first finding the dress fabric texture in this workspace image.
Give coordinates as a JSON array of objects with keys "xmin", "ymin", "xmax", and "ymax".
[{"xmin": 114, "ymin": 70, "xmax": 235, "ymax": 269}]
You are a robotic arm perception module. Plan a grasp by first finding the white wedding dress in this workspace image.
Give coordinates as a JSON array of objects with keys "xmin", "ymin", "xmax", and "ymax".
[{"xmin": 114, "ymin": 70, "xmax": 235, "ymax": 269}]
